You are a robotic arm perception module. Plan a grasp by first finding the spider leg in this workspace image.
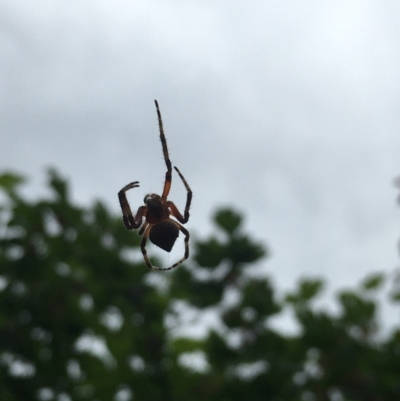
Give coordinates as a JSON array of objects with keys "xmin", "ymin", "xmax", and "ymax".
[
  {"xmin": 140, "ymin": 224, "xmax": 155, "ymax": 270},
  {"xmin": 140, "ymin": 221, "xmax": 190, "ymax": 271},
  {"xmin": 139, "ymin": 221, "xmax": 149, "ymax": 236},
  {"xmin": 167, "ymin": 223, "xmax": 190, "ymax": 270},
  {"xmin": 154, "ymin": 100, "xmax": 172, "ymax": 200},
  {"xmin": 118, "ymin": 181, "xmax": 147, "ymax": 229},
  {"xmin": 167, "ymin": 167, "xmax": 192, "ymax": 223}
]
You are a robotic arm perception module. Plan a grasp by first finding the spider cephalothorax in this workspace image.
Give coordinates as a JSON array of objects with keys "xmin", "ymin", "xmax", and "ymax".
[
  {"xmin": 144, "ymin": 194, "xmax": 169, "ymax": 222},
  {"xmin": 118, "ymin": 100, "xmax": 192, "ymax": 271}
]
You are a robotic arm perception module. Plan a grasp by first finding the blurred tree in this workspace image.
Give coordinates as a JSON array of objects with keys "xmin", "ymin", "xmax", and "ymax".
[{"xmin": 1, "ymin": 170, "xmax": 400, "ymax": 401}]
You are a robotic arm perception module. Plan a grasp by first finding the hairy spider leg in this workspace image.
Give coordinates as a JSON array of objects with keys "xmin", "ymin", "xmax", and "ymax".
[
  {"xmin": 154, "ymin": 100, "xmax": 173, "ymax": 200},
  {"xmin": 118, "ymin": 181, "xmax": 147, "ymax": 229},
  {"xmin": 140, "ymin": 221, "xmax": 190, "ymax": 271},
  {"xmin": 167, "ymin": 166, "xmax": 192, "ymax": 224},
  {"xmin": 138, "ymin": 221, "xmax": 149, "ymax": 236}
]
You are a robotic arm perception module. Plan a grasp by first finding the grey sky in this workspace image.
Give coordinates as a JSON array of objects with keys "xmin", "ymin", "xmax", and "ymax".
[{"xmin": 1, "ymin": 0, "xmax": 400, "ymax": 302}]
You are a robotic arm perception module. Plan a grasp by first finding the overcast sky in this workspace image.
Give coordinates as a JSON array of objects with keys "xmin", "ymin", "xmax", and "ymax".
[{"xmin": 1, "ymin": 1, "xmax": 400, "ymax": 310}]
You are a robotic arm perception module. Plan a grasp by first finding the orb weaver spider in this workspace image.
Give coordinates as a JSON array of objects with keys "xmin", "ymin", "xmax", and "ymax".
[{"xmin": 118, "ymin": 100, "xmax": 192, "ymax": 271}]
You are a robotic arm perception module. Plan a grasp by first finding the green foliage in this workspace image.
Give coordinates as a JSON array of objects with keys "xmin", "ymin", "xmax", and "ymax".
[
  {"xmin": 286, "ymin": 278, "xmax": 324, "ymax": 305},
  {"xmin": 0, "ymin": 171, "xmax": 25, "ymax": 198},
  {"xmin": 194, "ymin": 209, "xmax": 265, "ymax": 269},
  {"xmin": 361, "ymin": 272, "xmax": 385, "ymax": 291},
  {"xmin": 214, "ymin": 208, "xmax": 242, "ymax": 235},
  {"xmin": 1, "ymin": 170, "xmax": 400, "ymax": 401}
]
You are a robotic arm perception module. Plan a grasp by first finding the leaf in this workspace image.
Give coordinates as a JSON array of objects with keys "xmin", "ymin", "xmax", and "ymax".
[
  {"xmin": 214, "ymin": 208, "xmax": 242, "ymax": 235},
  {"xmin": 390, "ymin": 292, "xmax": 400, "ymax": 303},
  {"xmin": 285, "ymin": 278, "xmax": 324, "ymax": 306},
  {"xmin": 194, "ymin": 237, "xmax": 225, "ymax": 268},
  {"xmin": 361, "ymin": 272, "xmax": 385, "ymax": 291},
  {"xmin": 299, "ymin": 278, "xmax": 324, "ymax": 301},
  {"xmin": 0, "ymin": 171, "xmax": 25, "ymax": 193},
  {"xmin": 227, "ymin": 234, "xmax": 265, "ymax": 264},
  {"xmin": 172, "ymin": 338, "xmax": 205, "ymax": 354}
]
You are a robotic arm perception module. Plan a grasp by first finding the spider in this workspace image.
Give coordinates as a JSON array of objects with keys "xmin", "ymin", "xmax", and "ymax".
[{"xmin": 118, "ymin": 100, "xmax": 192, "ymax": 271}]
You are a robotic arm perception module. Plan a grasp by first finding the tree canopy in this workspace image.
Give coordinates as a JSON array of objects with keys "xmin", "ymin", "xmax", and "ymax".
[{"xmin": 1, "ymin": 169, "xmax": 400, "ymax": 401}]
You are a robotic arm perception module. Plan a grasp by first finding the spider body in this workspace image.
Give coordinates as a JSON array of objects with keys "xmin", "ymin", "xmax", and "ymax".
[
  {"xmin": 149, "ymin": 220, "xmax": 179, "ymax": 252},
  {"xmin": 118, "ymin": 100, "xmax": 192, "ymax": 271},
  {"xmin": 141, "ymin": 193, "xmax": 179, "ymax": 252},
  {"xmin": 143, "ymin": 194, "xmax": 169, "ymax": 224}
]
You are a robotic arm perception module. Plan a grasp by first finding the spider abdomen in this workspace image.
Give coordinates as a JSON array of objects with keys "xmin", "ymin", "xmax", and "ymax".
[{"xmin": 149, "ymin": 221, "xmax": 179, "ymax": 252}]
